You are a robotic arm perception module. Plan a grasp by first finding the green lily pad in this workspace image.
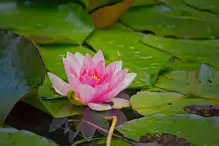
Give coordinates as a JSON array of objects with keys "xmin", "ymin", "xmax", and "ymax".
[
  {"xmin": 0, "ymin": 1, "xmax": 94, "ymax": 44},
  {"xmin": 184, "ymin": 0, "xmax": 219, "ymax": 14},
  {"xmin": 0, "ymin": 29, "xmax": 44, "ymax": 124},
  {"xmin": 23, "ymin": 45, "xmax": 93, "ymax": 117},
  {"xmin": 87, "ymin": 24, "xmax": 172, "ymax": 88},
  {"xmin": 130, "ymin": 91, "xmax": 219, "ymax": 116},
  {"xmin": 121, "ymin": 5, "xmax": 219, "ymax": 38},
  {"xmin": 165, "ymin": 0, "xmax": 219, "ymax": 21},
  {"xmin": 117, "ymin": 114, "xmax": 219, "ymax": 145},
  {"xmin": 155, "ymin": 64, "xmax": 219, "ymax": 99},
  {"xmin": 132, "ymin": 0, "xmax": 162, "ymax": 6},
  {"xmin": 141, "ymin": 34, "xmax": 219, "ymax": 67},
  {"xmin": 0, "ymin": 127, "xmax": 57, "ymax": 146}
]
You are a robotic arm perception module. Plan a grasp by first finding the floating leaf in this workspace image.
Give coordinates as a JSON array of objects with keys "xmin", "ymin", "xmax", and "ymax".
[
  {"xmin": 141, "ymin": 34, "xmax": 219, "ymax": 67},
  {"xmin": 184, "ymin": 0, "xmax": 219, "ymax": 14},
  {"xmin": 117, "ymin": 114, "xmax": 219, "ymax": 145},
  {"xmin": 130, "ymin": 91, "xmax": 218, "ymax": 116},
  {"xmin": 121, "ymin": 5, "xmax": 219, "ymax": 38},
  {"xmin": 90, "ymin": 0, "xmax": 133, "ymax": 29},
  {"xmin": 87, "ymin": 24, "xmax": 172, "ymax": 88},
  {"xmin": 154, "ymin": 64, "xmax": 219, "ymax": 99},
  {"xmin": 0, "ymin": 2, "xmax": 94, "ymax": 44},
  {"xmin": 23, "ymin": 45, "xmax": 93, "ymax": 117},
  {"xmin": 0, "ymin": 29, "xmax": 44, "ymax": 124},
  {"xmin": 0, "ymin": 127, "xmax": 57, "ymax": 146}
]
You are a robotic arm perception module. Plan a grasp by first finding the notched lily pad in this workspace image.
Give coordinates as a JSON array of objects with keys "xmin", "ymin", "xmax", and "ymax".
[
  {"xmin": 121, "ymin": 5, "xmax": 219, "ymax": 38},
  {"xmin": 138, "ymin": 133, "xmax": 191, "ymax": 146},
  {"xmin": 184, "ymin": 104, "xmax": 219, "ymax": 117},
  {"xmin": 0, "ymin": 2, "xmax": 94, "ymax": 44},
  {"xmin": 141, "ymin": 35, "xmax": 219, "ymax": 67},
  {"xmin": 155, "ymin": 64, "xmax": 219, "ymax": 99},
  {"xmin": 130, "ymin": 91, "xmax": 218, "ymax": 116},
  {"xmin": 117, "ymin": 114, "xmax": 219, "ymax": 145},
  {"xmin": 87, "ymin": 24, "xmax": 172, "ymax": 88}
]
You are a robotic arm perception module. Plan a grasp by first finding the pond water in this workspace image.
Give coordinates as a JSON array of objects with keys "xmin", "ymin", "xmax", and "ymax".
[
  {"xmin": 5, "ymin": 91, "xmax": 142, "ymax": 146},
  {"xmin": 1, "ymin": 0, "xmax": 219, "ymax": 146}
]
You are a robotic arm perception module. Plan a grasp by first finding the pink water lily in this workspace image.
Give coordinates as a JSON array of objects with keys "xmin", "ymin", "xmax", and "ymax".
[{"xmin": 47, "ymin": 50, "xmax": 136, "ymax": 111}]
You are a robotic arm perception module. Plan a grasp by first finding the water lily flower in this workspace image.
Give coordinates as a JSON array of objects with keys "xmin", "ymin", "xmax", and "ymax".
[{"xmin": 47, "ymin": 50, "xmax": 136, "ymax": 111}]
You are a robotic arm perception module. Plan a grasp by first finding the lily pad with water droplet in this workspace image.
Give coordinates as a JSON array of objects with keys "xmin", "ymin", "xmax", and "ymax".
[
  {"xmin": 121, "ymin": 5, "xmax": 219, "ymax": 38},
  {"xmin": 117, "ymin": 114, "xmax": 219, "ymax": 146},
  {"xmin": 130, "ymin": 91, "xmax": 219, "ymax": 116},
  {"xmin": 141, "ymin": 34, "xmax": 219, "ymax": 67},
  {"xmin": 0, "ymin": 1, "xmax": 94, "ymax": 44},
  {"xmin": 0, "ymin": 127, "xmax": 57, "ymax": 146},
  {"xmin": 0, "ymin": 29, "xmax": 44, "ymax": 124},
  {"xmin": 87, "ymin": 24, "xmax": 172, "ymax": 88}
]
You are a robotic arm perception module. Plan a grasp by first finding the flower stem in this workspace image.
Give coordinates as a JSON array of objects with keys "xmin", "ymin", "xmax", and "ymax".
[{"xmin": 106, "ymin": 116, "xmax": 117, "ymax": 146}]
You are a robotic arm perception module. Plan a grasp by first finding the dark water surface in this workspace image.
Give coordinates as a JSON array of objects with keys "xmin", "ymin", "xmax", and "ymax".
[{"xmin": 5, "ymin": 90, "xmax": 141, "ymax": 146}]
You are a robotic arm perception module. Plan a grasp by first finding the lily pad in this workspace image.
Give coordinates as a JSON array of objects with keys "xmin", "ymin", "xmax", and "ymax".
[
  {"xmin": 130, "ymin": 91, "xmax": 219, "ymax": 116},
  {"xmin": 155, "ymin": 64, "xmax": 219, "ymax": 99},
  {"xmin": 165, "ymin": 0, "xmax": 219, "ymax": 21},
  {"xmin": 23, "ymin": 45, "xmax": 93, "ymax": 117},
  {"xmin": 184, "ymin": 0, "xmax": 219, "ymax": 14},
  {"xmin": 132, "ymin": 0, "xmax": 162, "ymax": 6},
  {"xmin": 117, "ymin": 114, "xmax": 219, "ymax": 145},
  {"xmin": 0, "ymin": 127, "xmax": 57, "ymax": 146},
  {"xmin": 0, "ymin": 1, "xmax": 94, "ymax": 44},
  {"xmin": 121, "ymin": 5, "xmax": 219, "ymax": 38},
  {"xmin": 141, "ymin": 34, "xmax": 219, "ymax": 67},
  {"xmin": 0, "ymin": 29, "xmax": 44, "ymax": 124},
  {"xmin": 87, "ymin": 24, "xmax": 172, "ymax": 88}
]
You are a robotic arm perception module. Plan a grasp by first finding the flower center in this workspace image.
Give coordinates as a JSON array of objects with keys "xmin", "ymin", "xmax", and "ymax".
[{"xmin": 92, "ymin": 75, "xmax": 100, "ymax": 82}]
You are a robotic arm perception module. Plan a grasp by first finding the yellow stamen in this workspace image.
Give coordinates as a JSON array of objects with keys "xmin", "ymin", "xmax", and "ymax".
[{"xmin": 92, "ymin": 75, "xmax": 100, "ymax": 82}]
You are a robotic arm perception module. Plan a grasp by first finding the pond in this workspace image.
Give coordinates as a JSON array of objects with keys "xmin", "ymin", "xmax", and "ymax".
[{"xmin": 1, "ymin": 0, "xmax": 219, "ymax": 146}]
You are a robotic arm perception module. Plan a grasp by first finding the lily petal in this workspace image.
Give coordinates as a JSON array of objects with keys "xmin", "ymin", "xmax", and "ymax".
[
  {"xmin": 89, "ymin": 83, "xmax": 109, "ymax": 103},
  {"xmin": 75, "ymin": 52, "xmax": 84, "ymax": 65},
  {"xmin": 93, "ymin": 50, "xmax": 105, "ymax": 65},
  {"xmin": 88, "ymin": 103, "xmax": 112, "ymax": 111},
  {"xmin": 47, "ymin": 72, "xmax": 71, "ymax": 96},
  {"xmin": 109, "ymin": 69, "xmax": 128, "ymax": 90},
  {"xmin": 66, "ymin": 52, "xmax": 81, "ymax": 77},
  {"xmin": 109, "ymin": 98, "xmax": 130, "ymax": 109},
  {"xmin": 114, "ymin": 61, "xmax": 123, "ymax": 73},
  {"xmin": 122, "ymin": 73, "xmax": 137, "ymax": 90},
  {"xmin": 78, "ymin": 84, "xmax": 96, "ymax": 104},
  {"xmin": 68, "ymin": 73, "xmax": 81, "ymax": 91}
]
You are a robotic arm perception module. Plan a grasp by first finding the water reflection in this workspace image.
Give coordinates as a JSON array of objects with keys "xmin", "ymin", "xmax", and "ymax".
[{"xmin": 49, "ymin": 108, "xmax": 127, "ymax": 144}]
